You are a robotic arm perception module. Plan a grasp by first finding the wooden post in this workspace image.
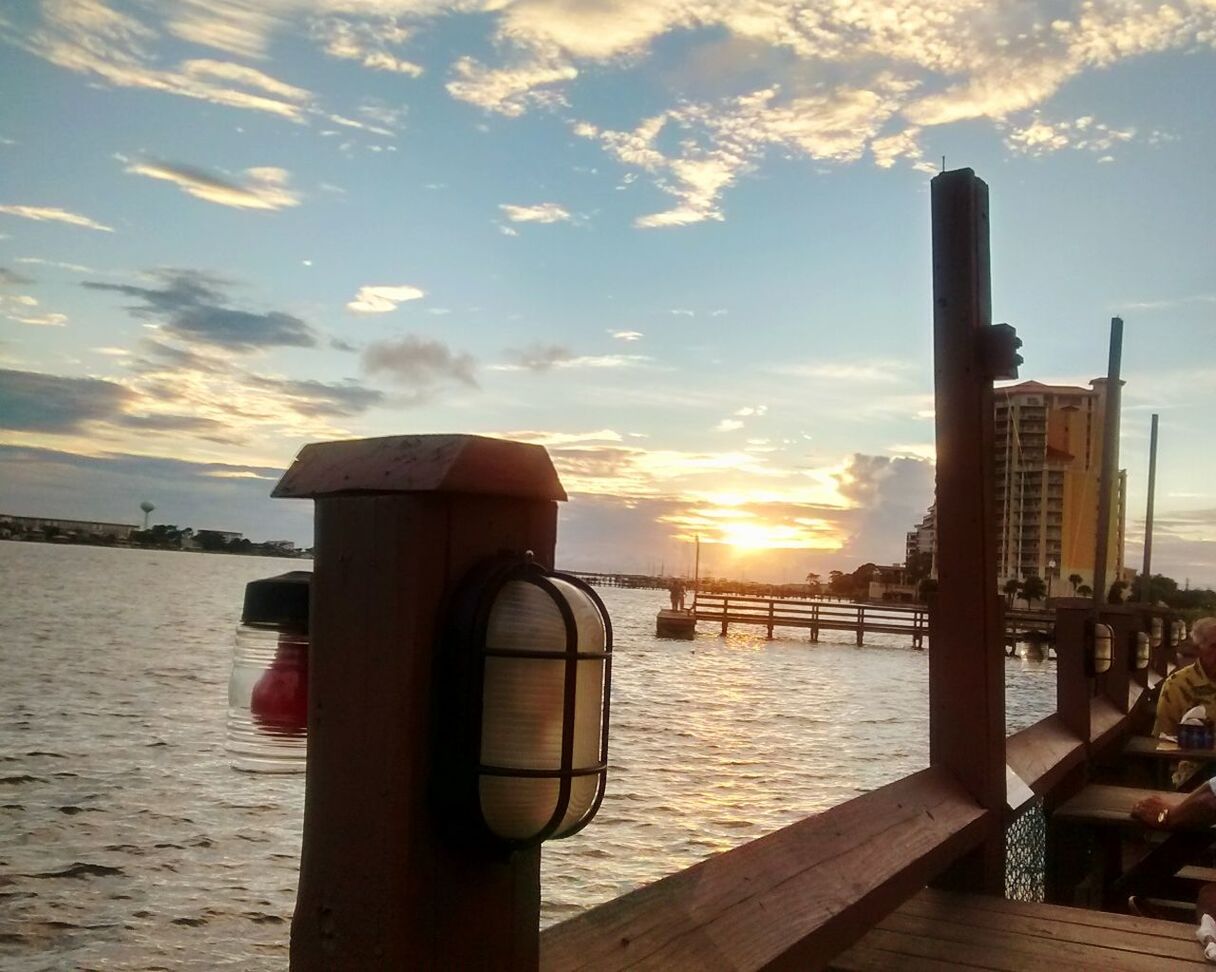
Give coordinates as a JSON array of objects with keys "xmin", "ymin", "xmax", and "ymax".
[
  {"xmin": 927, "ymin": 169, "xmax": 1006, "ymax": 893},
  {"xmin": 1055, "ymin": 599, "xmax": 1093, "ymax": 743},
  {"xmin": 810, "ymin": 603, "xmax": 819, "ymax": 643},
  {"xmin": 721, "ymin": 597, "xmax": 729, "ymax": 637},
  {"xmin": 856, "ymin": 606, "xmax": 864, "ymax": 646},
  {"xmin": 273, "ymin": 434, "xmax": 566, "ymax": 971},
  {"xmin": 766, "ymin": 599, "xmax": 774, "ymax": 640}
]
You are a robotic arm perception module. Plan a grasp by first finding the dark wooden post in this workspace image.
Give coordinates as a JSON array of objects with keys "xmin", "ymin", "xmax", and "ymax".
[
  {"xmin": 1055, "ymin": 599, "xmax": 1093, "ymax": 743},
  {"xmin": 273, "ymin": 434, "xmax": 566, "ymax": 971},
  {"xmin": 856, "ymin": 606, "xmax": 864, "ymax": 646},
  {"xmin": 928, "ymin": 169, "xmax": 1007, "ymax": 893}
]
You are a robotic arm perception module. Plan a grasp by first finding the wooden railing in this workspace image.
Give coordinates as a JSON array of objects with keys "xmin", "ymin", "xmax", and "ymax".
[
  {"xmin": 539, "ymin": 599, "xmax": 1184, "ymax": 971},
  {"xmin": 690, "ymin": 593, "xmax": 1054, "ymax": 649}
]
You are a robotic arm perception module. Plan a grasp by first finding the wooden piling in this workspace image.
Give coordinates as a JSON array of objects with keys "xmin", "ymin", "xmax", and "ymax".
[
  {"xmin": 272, "ymin": 434, "xmax": 566, "ymax": 971},
  {"xmin": 927, "ymin": 169, "xmax": 1006, "ymax": 893}
]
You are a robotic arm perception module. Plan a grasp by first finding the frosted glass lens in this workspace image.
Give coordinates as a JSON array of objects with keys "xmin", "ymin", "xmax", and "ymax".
[
  {"xmin": 550, "ymin": 578, "xmax": 606, "ymax": 655},
  {"xmin": 481, "ymin": 658, "xmax": 565, "ymax": 769},
  {"xmin": 555, "ymin": 773, "xmax": 601, "ymax": 836},
  {"xmin": 480, "ymin": 777, "xmax": 558, "ymax": 840},
  {"xmin": 486, "ymin": 580, "xmax": 565, "ymax": 654}
]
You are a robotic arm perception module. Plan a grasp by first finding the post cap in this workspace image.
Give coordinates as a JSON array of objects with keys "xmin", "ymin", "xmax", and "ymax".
[{"xmin": 271, "ymin": 434, "xmax": 567, "ymax": 502}]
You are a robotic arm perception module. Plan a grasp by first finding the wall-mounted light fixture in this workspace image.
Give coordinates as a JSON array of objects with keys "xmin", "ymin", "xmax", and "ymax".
[
  {"xmin": 1134, "ymin": 631, "xmax": 1150, "ymax": 670},
  {"xmin": 1173, "ymin": 619, "xmax": 1188, "ymax": 646},
  {"xmin": 1088, "ymin": 621, "xmax": 1113, "ymax": 676},
  {"xmin": 444, "ymin": 553, "xmax": 612, "ymax": 849},
  {"xmin": 1150, "ymin": 617, "xmax": 1163, "ymax": 649}
]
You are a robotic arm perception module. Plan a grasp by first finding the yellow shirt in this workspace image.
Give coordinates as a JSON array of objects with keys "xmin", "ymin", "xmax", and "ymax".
[{"xmin": 1153, "ymin": 659, "xmax": 1216, "ymax": 737}]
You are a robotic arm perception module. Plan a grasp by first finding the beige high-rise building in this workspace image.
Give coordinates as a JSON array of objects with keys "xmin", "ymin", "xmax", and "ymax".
[{"xmin": 908, "ymin": 378, "xmax": 1126, "ymax": 596}]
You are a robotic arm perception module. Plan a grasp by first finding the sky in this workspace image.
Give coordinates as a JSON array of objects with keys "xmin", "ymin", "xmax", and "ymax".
[{"xmin": 0, "ymin": 0, "xmax": 1214, "ymax": 585}]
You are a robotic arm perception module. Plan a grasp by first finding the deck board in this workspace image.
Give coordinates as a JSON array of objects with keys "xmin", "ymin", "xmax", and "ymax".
[{"xmin": 829, "ymin": 889, "xmax": 1209, "ymax": 970}]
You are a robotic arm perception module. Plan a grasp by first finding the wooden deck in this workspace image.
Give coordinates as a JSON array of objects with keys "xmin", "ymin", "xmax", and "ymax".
[{"xmin": 830, "ymin": 888, "xmax": 1210, "ymax": 970}]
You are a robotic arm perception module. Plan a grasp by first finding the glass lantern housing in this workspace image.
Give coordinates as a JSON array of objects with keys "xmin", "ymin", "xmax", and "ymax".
[
  {"xmin": 227, "ymin": 570, "xmax": 311, "ymax": 773},
  {"xmin": 1089, "ymin": 622, "xmax": 1113, "ymax": 676},
  {"xmin": 1134, "ymin": 631, "xmax": 1150, "ymax": 670},
  {"xmin": 445, "ymin": 555, "xmax": 612, "ymax": 849}
]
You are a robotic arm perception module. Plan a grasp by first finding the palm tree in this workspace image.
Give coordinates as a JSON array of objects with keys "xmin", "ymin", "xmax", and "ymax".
[
  {"xmin": 1003, "ymin": 578, "xmax": 1021, "ymax": 608},
  {"xmin": 1077, "ymin": 584, "xmax": 1093, "ymax": 598},
  {"xmin": 1022, "ymin": 575, "xmax": 1047, "ymax": 606},
  {"xmin": 1068, "ymin": 573, "xmax": 1083, "ymax": 594}
]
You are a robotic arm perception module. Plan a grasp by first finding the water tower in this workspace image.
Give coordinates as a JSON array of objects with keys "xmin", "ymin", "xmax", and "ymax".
[{"xmin": 139, "ymin": 500, "xmax": 155, "ymax": 530}]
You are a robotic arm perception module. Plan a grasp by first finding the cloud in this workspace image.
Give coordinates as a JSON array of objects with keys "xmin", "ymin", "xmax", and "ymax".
[
  {"xmin": 244, "ymin": 376, "xmax": 384, "ymax": 418},
  {"xmin": 17, "ymin": 3, "xmax": 314, "ymax": 121},
  {"xmin": 611, "ymin": 330, "xmax": 643, "ymax": 341},
  {"xmin": 776, "ymin": 360, "xmax": 914, "ymax": 383},
  {"xmin": 505, "ymin": 343, "xmax": 573, "ymax": 371},
  {"xmin": 446, "ymin": 56, "xmax": 578, "ymax": 117},
  {"xmin": 346, "ymin": 284, "xmax": 426, "ymax": 314},
  {"xmin": 0, "ymin": 368, "xmax": 134, "ymax": 433},
  {"xmin": 1001, "ymin": 112, "xmax": 1137, "ymax": 157},
  {"xmin": 499, "ymin": 202, "xmax": 572, "ymax": 223},
  {"xmin": 361, "ymin": 335, "xmax": 478, "ymax": 402},
  {"xmin": 0, "ymin": 204, "xmax": 113, "ymax": 232},
  {"xmin": 313, "ymin": 17, "xmax": 423, "ymax": 77},
  {"xmin": 124, "ymin": 161, "xmax": 300, "ymax": 210},
  {"xmin": 0, "ymin": 267, "xmax": 32, "ymax": 286},
  {"xmin": 84, "ymin": 270, "xmax": 316, "ymax": 351},
  {"xmin": 715, "ymin": 419, "xmax": 744, "ymax": 432},
  {"xmin": 493, "ymin": 346, "xmax": 652, "ymax": 371}
]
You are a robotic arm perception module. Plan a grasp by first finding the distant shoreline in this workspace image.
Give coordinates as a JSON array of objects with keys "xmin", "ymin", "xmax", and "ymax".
[{"xmin": 0, "ymin": 535, "xmax": 311, "ymax": 560}]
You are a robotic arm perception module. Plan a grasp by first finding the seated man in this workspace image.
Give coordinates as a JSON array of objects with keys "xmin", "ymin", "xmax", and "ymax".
[
  {"xmin": 1153, "ymin": 617, "xmax": 1216, "ymax": 739},
  {"xmin": 1133, "ymin": 778, "xmax": 1216, "ymax": 958}
]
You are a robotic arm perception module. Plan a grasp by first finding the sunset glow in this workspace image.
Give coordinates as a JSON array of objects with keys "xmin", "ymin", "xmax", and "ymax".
[{"xmin": 1, "ymin": 2, "xmax": 1213, "ymax": 582}]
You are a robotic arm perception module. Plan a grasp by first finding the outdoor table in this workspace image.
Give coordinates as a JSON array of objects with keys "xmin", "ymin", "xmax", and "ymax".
[
  {"xmin": 1122, "ymin": 736, "xmax": 1216, "ymax": 790},
  {"xmin": 1054, "ymin": 784, "xmax": 1216, "ymax": 911}
]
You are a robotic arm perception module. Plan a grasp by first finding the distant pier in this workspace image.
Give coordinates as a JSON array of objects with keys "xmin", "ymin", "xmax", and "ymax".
[{"xmin": 654, "ymin": 593, "xmax": 1055, "ymax": 651}]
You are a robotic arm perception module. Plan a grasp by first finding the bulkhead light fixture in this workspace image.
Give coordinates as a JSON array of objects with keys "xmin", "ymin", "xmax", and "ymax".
[
  {"xmin": 443, "ymin": 553, "xmax": 612, "ymax": 849},
  {"xmin": 1089, "ymin": 622, "xmax": 1113, "ymax": 676},
  {"xmin": 1134, "ymin": 631, "xmax": 1150, "ymax": 670},
  {"xmin": 1150, "ymin": 617, "xmax": 1163, "ymax": 649}
]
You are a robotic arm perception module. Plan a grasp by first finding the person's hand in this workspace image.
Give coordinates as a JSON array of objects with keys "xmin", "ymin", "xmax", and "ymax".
[{"xmin": 1131, "ymin": 795, "xmax": 1171, "ymax": 828}]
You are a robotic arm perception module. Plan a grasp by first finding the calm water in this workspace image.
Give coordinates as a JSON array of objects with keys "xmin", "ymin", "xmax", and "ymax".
[{"xmin": 0, "ymin": 543, "xmax": 1057, "ymax": 970}]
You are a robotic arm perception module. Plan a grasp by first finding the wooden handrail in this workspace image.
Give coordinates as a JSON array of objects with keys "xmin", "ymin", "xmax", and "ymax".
[
  {"xmin": 1006, "ymin": 714, "xmax": 1087, "ymax": 799},
  {"xmin": 539, "ymin": 767, "xmax": 988, "ymax": 972}
]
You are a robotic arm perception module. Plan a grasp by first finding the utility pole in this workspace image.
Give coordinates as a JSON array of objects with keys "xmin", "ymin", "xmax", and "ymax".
[
  {"xmin": 1092, "ymin": 317, "xmax": 1123, "ymax": 604},
  {"xmin": 1141, "ymin": 413, "xmax": 1159, "ymax": 603}
]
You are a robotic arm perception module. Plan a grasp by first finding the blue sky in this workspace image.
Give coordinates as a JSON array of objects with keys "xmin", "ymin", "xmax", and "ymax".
[{"xmin": 1, "ymin": 0, "xmax": 1213, "ymax": 584}]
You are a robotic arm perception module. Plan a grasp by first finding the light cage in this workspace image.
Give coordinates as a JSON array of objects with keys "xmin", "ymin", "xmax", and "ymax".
[{"xmin": 446, "ymin": 554, "xmax": 613, "ymax": 849}]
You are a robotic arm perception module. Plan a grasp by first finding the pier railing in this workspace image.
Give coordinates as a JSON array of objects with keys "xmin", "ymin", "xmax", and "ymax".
[{"xmin": 691, "ymin": 592, "xmax": 1054, "ymax": 649}]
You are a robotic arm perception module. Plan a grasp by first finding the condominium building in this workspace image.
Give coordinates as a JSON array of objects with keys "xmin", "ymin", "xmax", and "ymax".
[{"xmin": 907, "ymin": 378, "xmax": 1126, "ymax": 594}]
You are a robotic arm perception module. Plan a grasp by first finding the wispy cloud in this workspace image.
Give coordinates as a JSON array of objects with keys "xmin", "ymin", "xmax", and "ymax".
[
  {"xmin": 493, "ymin": 345, "xmax": 652, "ymax": 372},
  {"xmin": 611, "ymin": 330, "xmax": 644, "ymax": 341},
  {"xmin": 0, "ymin": 204, "xmax": 113, "ymax": 232},
  {"xmin": 85, "ymin": 270, "xmax": 315, "ymax": 351},
  {"xmin": 499, "ymin": 202, "xmax": 573, "ymax": 224},
  {"xmin": 313, "ymin": 17, "xmax": 423, "ymax": 77},
  {"xmin": 346, "ymin": 284, "xmax": 426, "ymax": 314},
  {"xmin": 125, "ymin": 160, "xmax": 300, "ymax": 210}
]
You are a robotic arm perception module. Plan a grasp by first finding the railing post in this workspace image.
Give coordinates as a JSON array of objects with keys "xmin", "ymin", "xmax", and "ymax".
[
  {"xmin": 1055, "ymin": 599, "xmax": 1093, "ymax": 743},
  {"xmin": 767, "ymin": 599, "xmax": 774, "ymax": 640},
  {"xmin": 856, "ymin": 606, "xmax": 864, "ymax": 646},
  {"xmin": 721, "ymin": 597, "xmax": 729, "ymax": 636},
  {"xmin": 810, "ymin": 603, "xmax": 819, "ymax": 643},
  {"xmin": 273, "ymin": 434, "xmax": 566, "ymax": 971},
  {"xmin": 927, "ymin": 168, "xmax": 1006, "ymax": 893}
]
